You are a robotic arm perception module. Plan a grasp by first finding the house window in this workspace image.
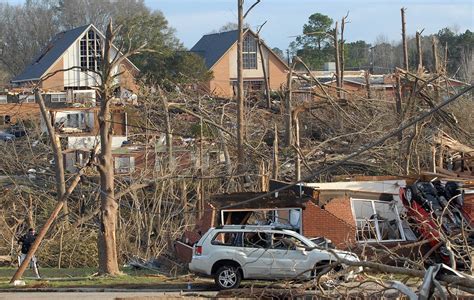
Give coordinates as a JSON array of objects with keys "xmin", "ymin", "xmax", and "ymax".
[
  {"xmin": 0, "ymin": 95, "xmax": 7, "ymax": 104},
  {"xmin": 80, "ymin": 29, "xmax": 102, "ymax": 72},
  {"xmin": 19, "ymin": 94, "xmax": 35, "ymax": 103},
  {"xmin": 50, "ymin": 93, "xmax": 67, "ymax": 103},
  {"xmin": 115, "ymin": 156, "xmax": 135, "ymax": 174},
  {"xmin": 243, "ymin": 34, "xmax": 257, "ymax": 69},
  {"xmin": 352, "ymin": 198, "xmax": 406, "ymax": 242},
  {"xmin": 73, "ymin": 91, "xmax": 95, "ymax": 104}
]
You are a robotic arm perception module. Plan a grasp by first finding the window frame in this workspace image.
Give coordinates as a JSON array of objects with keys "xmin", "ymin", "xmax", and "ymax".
[
  {"xmin": 114, "ymin": 156, "xmax": 135, "ymax": 174},
  {"xmin": 351, "ymin": 198, "xmax": 406, "ymax": 243},
  {"xmin": 243, "ymin": 34, "xmax": 258, "ymax": 69},
  {"xmin": 80, "ymin": 29, "xmax": 102, "ymax": 72},
  {"xmin": 50, "ymin": 93, "xmax": 67, "ymax": 103},
  {"xmin": 211, "ymin": 231, "xmax": 242, "ymax": 247}
]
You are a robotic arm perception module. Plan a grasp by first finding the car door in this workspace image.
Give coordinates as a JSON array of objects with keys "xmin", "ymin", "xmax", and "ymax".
[
  {"xmin": 233, "ymin": 231, "xmax": 273, "ymax": 279},
  {"xmin": 269, "ymin": 233, "xmax": 312, "ymax": 279}
]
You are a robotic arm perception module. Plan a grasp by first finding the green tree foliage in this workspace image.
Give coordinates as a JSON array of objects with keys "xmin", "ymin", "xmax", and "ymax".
[
  {"xmin": 291, "ymin": 13, "xmax": 334, "ymax": 69},
  {"xmin": 345, "ymin": 40, "xmax": 371, "ymax": 69},
  {"xmin": 437, "ymin": 28, "xmax": 473, "ymax": 80},
  {"xmin": 272, "ymin": 47, "xmax": 286, "ymax": 62},
  {"xmin": 116, "ymin": 11, "xmax": 211, "ymax": 87}
]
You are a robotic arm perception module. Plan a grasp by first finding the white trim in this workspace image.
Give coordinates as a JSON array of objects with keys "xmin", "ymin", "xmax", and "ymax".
[{"xmin": 351, "ymin": 198, "xmax": 406, "ymax": 243}]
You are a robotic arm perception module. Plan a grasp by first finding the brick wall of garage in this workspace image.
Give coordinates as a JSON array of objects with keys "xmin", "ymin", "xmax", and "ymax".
[{"xmin": 302, "ymin": 198, "xmax": 357, "ymax": 248}]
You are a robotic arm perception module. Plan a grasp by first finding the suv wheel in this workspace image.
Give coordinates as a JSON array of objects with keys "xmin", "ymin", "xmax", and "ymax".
[{"xmin": 214, "ymin": 265, "xmax": 241, "ymax": 289}]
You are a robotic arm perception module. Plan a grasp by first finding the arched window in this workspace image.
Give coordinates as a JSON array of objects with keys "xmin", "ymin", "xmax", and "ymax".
[{"xmin": 80, "ymin": 29, "xmax": 102, "ymax": 72}]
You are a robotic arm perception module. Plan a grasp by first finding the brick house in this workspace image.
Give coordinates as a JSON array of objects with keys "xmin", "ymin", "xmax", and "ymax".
[
  {"xmin": 10, "ymin": 24, "xmax": 138, "ymax": 93},
  {"xmin": 1, "ymin": 24, "xmax": 139, "ymax": 124},
  {"xmin": 174, "ymin": 179, "xmax": 418, "ymax": 263},
  {"xmin": 191, "ymin": 29, "xmax": 289, "ymax": 98}
]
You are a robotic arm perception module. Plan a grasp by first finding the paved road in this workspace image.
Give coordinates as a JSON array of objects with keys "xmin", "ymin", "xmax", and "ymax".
[{"xmin": 0, "ymin": 291, "xmax": 218, "ymax": 300}]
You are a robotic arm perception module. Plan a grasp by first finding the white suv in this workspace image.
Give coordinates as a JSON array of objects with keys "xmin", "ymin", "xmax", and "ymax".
[{"xmin": 189, "ymin": 225, "xmax": 361, "ymax": 289}]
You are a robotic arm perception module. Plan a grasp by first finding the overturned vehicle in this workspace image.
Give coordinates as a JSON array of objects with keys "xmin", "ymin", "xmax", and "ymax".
[{"xmin": 400, "ymin": 180, "xmax": 474, "ymax": 270}]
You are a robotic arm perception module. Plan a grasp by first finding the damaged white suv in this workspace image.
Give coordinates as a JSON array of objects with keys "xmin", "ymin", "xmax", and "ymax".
[{"xmin": 189, "ymin": 225, "xmax": 361, "ymax": 289}]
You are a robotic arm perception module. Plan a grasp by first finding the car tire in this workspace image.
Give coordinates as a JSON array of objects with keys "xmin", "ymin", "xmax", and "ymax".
[
  {"xmin": 405, "ymin": 186, "xmax": 418, "ymax": 205},
  {"xmin": 214, "ymin": 265, "xmax": 241, "ymax": 290}
]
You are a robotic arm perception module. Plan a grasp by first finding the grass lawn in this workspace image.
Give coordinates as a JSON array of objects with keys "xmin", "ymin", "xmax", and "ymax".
[{"xmin": 0, "ymin": 267, "xmax": 208, "ymax": 290}]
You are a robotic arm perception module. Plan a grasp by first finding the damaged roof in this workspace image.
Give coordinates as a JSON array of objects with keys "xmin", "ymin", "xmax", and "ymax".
[
  {"xmin": 210, "ymin": 191, "xmax": 311, "ymax": 210},
  {"xmin": 12, "ymin": 25, "xmax": 90, "ymax": 83}
]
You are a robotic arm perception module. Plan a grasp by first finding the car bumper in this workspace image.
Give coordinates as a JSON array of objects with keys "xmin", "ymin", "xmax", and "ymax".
[{"xmin": 189, "ymin": 256, "xmax": 211, "ymax": 276}]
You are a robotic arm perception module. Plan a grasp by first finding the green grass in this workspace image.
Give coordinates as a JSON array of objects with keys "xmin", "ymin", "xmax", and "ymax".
[{"xmin": 0, "ymin": 267, "xmax": 206, "ymax": 289}]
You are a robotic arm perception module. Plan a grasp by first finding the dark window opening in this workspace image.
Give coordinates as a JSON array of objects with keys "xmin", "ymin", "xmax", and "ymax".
[{"xmin": 80, "ymin": 29, "xmax": 102, "ymax": 72}]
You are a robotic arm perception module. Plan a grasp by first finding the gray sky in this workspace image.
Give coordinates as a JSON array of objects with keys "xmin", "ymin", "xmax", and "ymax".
[{"xmin": 4, "ymin": 0, "xmax": 473, "ymax": 49}]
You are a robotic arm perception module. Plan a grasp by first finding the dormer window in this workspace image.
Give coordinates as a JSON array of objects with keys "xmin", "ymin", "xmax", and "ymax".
[
  {"xmin": 80, "ymin": 29, "xmax": 102, "ymax": 72},
  {"xmin": 243, "ymin": 34, "xmax": 257, "ymax": 69}
]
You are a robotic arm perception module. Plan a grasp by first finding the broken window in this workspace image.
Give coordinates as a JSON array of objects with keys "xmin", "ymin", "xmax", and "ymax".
[
  {"xmin": 114, "ymin": 156, "xmax": 135, "ymax": 174},
  {"xmin": 243, "ymin": 34, "xmax": 257, "ymax": 69},
  {"xmin": 66, "ymin": 113, "xmax": 81, "ymax": 128},
  {"xmin": 220, "ymin": 208, "xmax": 302, "ymax": 233},
  {"xmin": 80, "ymin": 29, "xmax": 102, "ymax": 72},
  {"xmin": 243, "ymin": 232, "xmax": 270, "ymax": 248},
  {"xmin": 352, "ymin": 198, "xmax": 406, "ymax": 242},
  {"xmin": 211, "ymin": 232, "xmax": 241, "ymax": 247},
  {"xmin": 0, "ymin": 95, "xmax": 7, "ymax": 104},
  {"xmin": 272, "ymin": 233, "xmax": 305, "ymax": 250},
  {"xmin": 73, "ymin": 91, "xmax": 95, "ymax": 104}
]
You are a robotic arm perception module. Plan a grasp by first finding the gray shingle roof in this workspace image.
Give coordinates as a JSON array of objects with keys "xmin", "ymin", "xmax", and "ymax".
[
  {"xmin": 11, "ymin": 24, "xmax": 91, "ymax": 83},
  {"xmin": 190, "ymin": 30, "xmax": 239, "ymax": 69}
]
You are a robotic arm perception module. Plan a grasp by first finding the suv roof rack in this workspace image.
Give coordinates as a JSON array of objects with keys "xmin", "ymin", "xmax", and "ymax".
[{"xmin": 215, "ymin": 224, "xmax": 285, "ymax": 230}]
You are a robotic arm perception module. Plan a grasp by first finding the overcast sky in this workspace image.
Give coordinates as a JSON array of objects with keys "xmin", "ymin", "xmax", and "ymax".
[{"xmin": 4, "ymin": 0, "xmax": 473, "ymax": 49}]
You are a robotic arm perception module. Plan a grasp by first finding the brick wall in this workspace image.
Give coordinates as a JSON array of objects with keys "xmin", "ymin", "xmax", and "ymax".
[
  {"xmin": 209, "ymin": 52, "xmax": 232, "ymax": 97},
  {"xmin": 302, "ymin": 199, "xmax": 356, "ymax": 248},
  {"xmin": 41, "ymin": 57, "xmax": 64, "ymax": 90},
  {"xmin": 268, "ymin": 54, "xmax": 288, "ymax": 91}
]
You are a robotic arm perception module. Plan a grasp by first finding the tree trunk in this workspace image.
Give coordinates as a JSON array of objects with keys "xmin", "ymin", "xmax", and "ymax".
[
  {"xmin": 293, "ymin": 112, "xmax": 301, "ymax": 181},
  {"xmin": 97, "ymin": 21, "xmax": 120, "ymax": 276},
  {"xmin": 401, "ymin": 8, "xmax": 409, "ymax": 71},
  {"xmin": 432, "ymin": 37, "xmax": 439, "ymax": 74},
  {"xmin": 285, "ymin": 61, "xmax": 294, "ymax": 146},
  {"xmin": 273, "ymin": 123, "xmax": 279, "ymax": 180},
  {"xmin": 236, "ymin": 0, "xmax": 245, "ymax": 173},
  {"xmin": 340, "ymin": 16, "xmax": 346, "ymax": 98},
  {"xmin": 333, "ymin": 21, "xmax": 342, "ymax": 98},
  {"xmin": 161, "ymin": 90, "xmax": 173, "ymax": 171},
  {"xmin": 257, "ymin": 33, "xmax": 271, "ymax": 108},
  {"xmin": 416, "ymin": 31, "xmax": 423, "ymax": 74},
  {"xmin": 364, "ymin": 70, "xmax": 372, "ymax": 99}
]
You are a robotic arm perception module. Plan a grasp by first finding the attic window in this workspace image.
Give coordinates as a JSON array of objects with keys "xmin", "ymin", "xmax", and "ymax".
[
  {"xmin": 80, "ymin": 29, "xmax": 102, "ymax": 72},
  {"xmin": 243, "ymin": 34, "xmax": 257, "ymax": 69}
]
